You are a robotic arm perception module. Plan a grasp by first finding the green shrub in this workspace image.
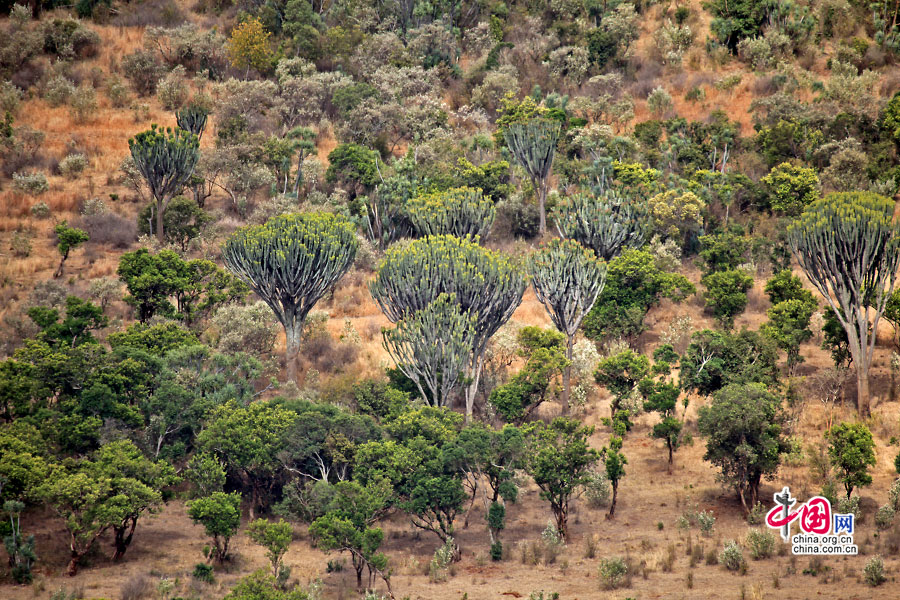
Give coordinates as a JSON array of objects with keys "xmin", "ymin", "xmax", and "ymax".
[
  {"xmin": 598, "ymin": 556, "xmax": 628, "ymax": 589},
  {"xmin": 583, "ymin": 468, "xmax": 611, "ymax": 508},
  {"xmin": 875, "ymin": 505, "xmax": 895, "ymax": 530},
  {"xmin": 697, "ymin": 510, "xmax": 715, "ymax": 536},
  {"xmin": 719, "ymin": 540, "xmax": 745, "ymax": 571},
  {"xmin": 745, "ymin": 528, "xmax": 775, "ymax": 559},
  {"xmin": 30, "ymin": 201, "xmax": 51, "ymax": 218},
  {"xmin": 0, "ymin": 81, "xmax": 23, "ymax": 115},
  {"xmin": 864, "ymin": 555, "xmax": 886, "ymax": 586},
  {"xmin": 69, "ymin": 85, "xmax": 97, "ymax": 124}
]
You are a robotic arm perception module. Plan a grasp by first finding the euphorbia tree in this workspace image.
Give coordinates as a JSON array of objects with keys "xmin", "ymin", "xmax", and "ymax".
[
  {"xmin": 555, "ymin": 189, "xmax": 649, "ymax": 261},
  {"xmin": 407, "ymin": 186, "xmax": 496, "ymax": 239},
  {"xmin": 370, "ymin": 235, "xmax": 526, "ymax": 421},
  {"xmin": 223, "ymin": 213, "xmax": 358, "ymax": 382},
  {"xmin": 504, "ymin": 118, "xmax": 560, "ymax": 236},
  {"xmin": 530, "ymin": 238, "xmax": 607, "ymax": 413},
  {"xmin": 788, "ymin": 192, "xmax": 900, "ymax": 416},
  {"xmin": 128, "ymin": 125, "xmax": 200, "ymax": 243}
]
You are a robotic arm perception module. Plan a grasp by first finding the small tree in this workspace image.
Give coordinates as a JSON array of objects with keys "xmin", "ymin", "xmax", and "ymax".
[
  {"xmin": 526, "ymin": 417, "xmax": 599, "ymax": 540},
  {"xmin": 702, "ymin": 269, "xmax": 753, "ymax": 330},
  {"xmin": 638, "ymin": 345, "xmax": 685, "ymax": 472},
  {"xmin": 595, "ymin": 349, "xmax": 650, "ymax": 427},
  {"xmin": 601, "ymin": 435, "xmax": 626, "ymax": 519},
  {"xmin": 128, "ymin": 125, "xmax": 200, "ymax": 244},
  {"xmin": 53, "ymin": 221, "xmax": 89, "ymax": 278},
  {"xmin": 407, "ymin": 187, "xmax": 496, "ymax": 239},
  {"xmin": 247, "ymin": 518, "xmax": 293, "ymax": 577},
  {"xmin": 698, "ymin": 383, "xmax": 788, "ymax": 512},
  {"xmin": 3, "ymin": 500, "xmax": 35, "ymax": 583},
  {"xmin": 555, "ymin": 189, "xmax": 649, "ymax": 260},
  {"xmin": 504, "ymin": 118, "xmax": 561, "ymax": 236},
  {"xmin": 223, "ymin": 213, "xmax": 358, "ymax": 382},
  {"xmin": 761, "ymin": 162, "xmax": 820, "ymax": 217},
  {"xmin": 382, "ymin": 294, "xmax": 477, "ymax": 408},
  {"xmin": 227, "ymin": 17, "xmax": 273, "ymax": 77},
  {"xmin": 187, "ymin": 491, "xmax": 242, "ymax": 563},
  {"xmin": 788, "ymin": 192, "xmax": 900, "ymax": 416},
  {"xmin": 827, "ymin": 422, "xmax": 876, "ymax": 499},
  {"xmin": 762, "ymin": 298, "xmax": 817, "ymax": 374}
]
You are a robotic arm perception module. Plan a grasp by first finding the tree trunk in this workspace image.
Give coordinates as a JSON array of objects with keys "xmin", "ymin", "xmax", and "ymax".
[
  {"xmin": 113, "ymin": 517, "xmax": 138, "ymax": 560},
  {"xmin": 284, "ymin": 320, "xmax": 301, "ymax": 384},
  {"xmin": 66, "ymin": 555, "xmax": 80, "ymax": 577},
  {"xmin": 464, "ymin": 356, "xmax": 484, "ymax": 424},
  {"xmin": 555, "ymin": 505, "xmax": 568, "ymax": 542},
  {"xmin": 667, "ymin": 442, "xmax": 673, "ymax": 474},
  {"xmin": 607, "ymin": 482, "xmax": 618, "ymax": 519},
  {"xmin": 856, "ymin": 364, "xmax": 871, "ymax": 417},
  {"xmin": 561, "ymin": 334, "xmax": 573, "ymax": 415},
  {"xmin": 156, "ymin": 199, "xmax": 165, "ymax": 243},
  {"xmin": 537, "ymin": 178, "xmax": 548, "ymax": 237}
]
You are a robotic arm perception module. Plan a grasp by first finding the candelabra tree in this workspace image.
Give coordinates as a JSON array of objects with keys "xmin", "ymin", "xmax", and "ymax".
[
  {"xmin": 175, "ymin": 103, "xmax": 209, "ymax": 140},
  {"xmin": 788, "ymin": 192, "xmax": 900, "ymax": 416},
  {"xmin": 370, "ymin": 235, "xmax": 527, "ymax": 421},
  {"xmin": 382, "ymin": 293, "xmax": 477, "ymax": 408},
  {"xmin": 530, "ymin": 238, "xmax": 607, "ymax": 413},
  {"xmin": 129, "ymin": 125, "xmax": 200, "ymax": 243},
  {"xmin": 504, "ymin": 118, "xmax": 560, "ymax": 236},
  {"xmin": 223, "ymin": 213, "xmax": 359, "ymax": 382},
  {"xmin": 555, "ymin": 189, "xmax": 649, "ymax": 261},
  {"xmin": 407, "ymin": 187, "xmax": 496, "ymax": 239}
]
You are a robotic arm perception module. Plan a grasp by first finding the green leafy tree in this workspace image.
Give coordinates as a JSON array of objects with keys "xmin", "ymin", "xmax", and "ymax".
[
  {"xmin": 504, "ymin": 118, "xmax": 561, "ymax": 236},
  {"xmin": 370, "ymin": 235, "xmax": 526, "ymax": 421},
  {"xmin": 762, "ymin": 298, "xmax": 817, "ymax": 374},
  {"xmin": 223, "ymin": 213, "xmax": 358, "ymax": 382},
  {"xmin": 698, "ymin": 229, "xmax": 751, "ymax": 275},
  {"xmin": 761, "ymin": 162, "xmax": 820, "ymax": 217},
  {"xmin": 601, "ymin": 435, "xmax": 626, "ymax": 519},
  {"xmin": 222, "ymin": 570, "xmax": 312, "ymax": 600},
  {"xmin": 227, "ymin": 17, "xmax": 273, "ymax": 76},
  {"xmin": 407, "ymin": 187, "xmax": 496, "ymax": 239},
  {"xmin": 698, "ymin": 383, "xmax": 788, "ymax": 513},
  {"xmin": 27, "ymin": 296, "xmax": 107, "ymax": 348},
  {"xmin": 764, "ymin": 270, "xmax": 816, "ymax": 306},
  {"xmin": 53, "ymin": 221, "xmax": 89, "ymax": 278},
  {"xmin": 827, "ymin": 422, "xmax": 876, "ymax": 499},
  {"xmin": 525, "ymin": 417, "xmax": 599, "ymax": 540},
  {"xmin": 595, "ymin": 349, "xmax": 650, "ymax": 429},
  {"xmin": 702, "ymin": 269, "xmax": 754, "ymax": 330},
  {"xmin": 187, "ymin": 491, "xmax": 242, "ymax": 563},
  {"xmin": 197, "ymin": 400, "xmax": 298, "ymax": 516},
  {"xmin": 248, "ymin": 518, "xmax": 293, "ymax": 576},
  {"xmin": 647, "ymin": 189, "xmax": 705, "ymax": 249},
  {"xmin": 138, "ymin": 195, "xmax": 211, "ymax": 251},
  {"xmin": 489, "ymin": 327, "xmax": 569, "ymax": 424},
  {"xmin": 382, "ymin": 294, "xmax": 476, "ymax": 408},
  {"xmin": 583, "ymin": 248, "xmax": 695, "ymax": 341},
  {"xmin": 555, "ymin": 189, "xmax": 649, "ymax": 260},
  {"xmin": 788, "ymin": 192, "xmax": 900, "ymax": 416},
  {"xmin": 128, "ymin": 124, "xmax": 200, "ymax": 244},
  {"xmin": 680, "ymin": 329, "xmax": 780, "ymax": 396},
  {"xmin": 325, "ymin": 143, "xmax": 379, "ymax": 196},
  {"xmin": 530, "ymin": 238, "xmax": 607, "ymax": 412},
  {"xmin": 638, "ymin": 345, "xmax": 685, "ymax": 472}
]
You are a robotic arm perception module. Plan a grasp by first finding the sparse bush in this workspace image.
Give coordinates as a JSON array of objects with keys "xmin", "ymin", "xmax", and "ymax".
[
  {"xmin": 59, "ymin": 153, "xmax": 88, "ymax": 178},
  {"xmin": 889, "ymin": 478, "xmax": 900, "ymax": 511},
  {"xmin": 80, "ymin": 197, "xmax": 106, "ymax": 216},
  {"xmin": 30, "ymin": 201, "xmax": 50, "ymax": 219},
  {"xmin": 875, "ymin": 505, "xmax": 895, "ymax": 530},
  {"xmin": 864, "ymin": 555, "xmax": 886, "ymax": 586},
  {"xmin": 719, "ymin": 540, "xmax": 745, "ymax": 571},
  {"xmin": 429, "ymin": 537, "xmax": 455, "ymax": 582},
  {"xmin": 647, "ymin": 86, "xmax": 673, "ymax": 117},
  {"xmin": 0, "ymin": 81, "xmax": 23, "ymax": 115},
  {"xmin": 746, "ymin": 529, "xmax": 775, "ymax": 559},
  {"xmin": 747, "ymin": 502, "xmax": 765, "ymax": 525},
  {"xmin": 583, "ymin": 468, "xmax": 611, "ymax": 508},
  {"xmin": 69, "ymin": 85, "xmax": 97, "ymax": 124},
  {"xmin": 119, "ymin": 575, "xmax": 150, "ymax": 600},
  {"xmin": 78, "ymin": 211, "xmax": 137, "ymax": 248},
  {"xmin": 122, "ymin": 50, "xmax": 165, "ymax": 96},
  {"xmin": 105, "ymin": 75, "xmax": 131, "ymax": 108},
  {"xmin": 44, "ymin": 75, "xmax": 75, "ymax": 107},
  {"xmin": 697, "ymin": 510, "xmax": 715, "ymax": 536},
  {"xmin": 11, "ymin": 230, "xmax": 32, "ymax": 257},
  {"xmin": 41, "ymin": 18, "xmax": 100, "ymax": 60},
  {"xmin": 156, "ymin": 65, "xmax": 188, "ymax": 110},
  {"xmin": 13, "ymin": 171, "xmax": 48, "ymax": 195},
  {"xmin": 208, "ymin": 301, "xmax": 279, "ymax": 357},
  {"xmin": 836, "ymin": 495, "xmax": 862, "ymax": 522},
  {"xmin": 599, "ymin": 556, "xmax": 628, "ymax": 589}
]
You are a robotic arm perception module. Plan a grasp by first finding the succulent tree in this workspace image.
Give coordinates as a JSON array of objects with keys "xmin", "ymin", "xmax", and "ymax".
[
  {"xmin": 382, "ymin": 294, "xmax": 477, "ymax": 408},
  {"xmin": 175, "ymin": 103, "xmax": 209, "ymax": 140},
  {"xmin": 504, "ymin": 118, "xmax": 560, "ymax": 236},
  {"xmin": 407, "ymin": 187, "xmax": 496, "ymax": 239},
  {"xmin": 530, "ymin": 238, "xmax": 607, "ymax": 413},
  {"xmin": 370, "ymin": 235, "xmax": 527, "ymax": 421},
  {"xmin": 128, "ymin": 125, "xmax": 200, "ymax": 243},
  {"xmin": 788, "ymin": 192, "xmax": 900, "ymax": 416},
  {"xmin": 223, "ymin": 213, "xmax": 359, "ymax": 382},
  {"xmin": 555, "ymin": 189, "xmax": 649, "ymax": 261}
]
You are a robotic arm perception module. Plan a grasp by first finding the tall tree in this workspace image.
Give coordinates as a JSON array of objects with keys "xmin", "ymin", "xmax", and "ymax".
[
  {"xmin": 555, "ymin": 189, "xmax": 649, "ymax": 260},
  {"xmin": 128, "ymin": 125, "xmax": 200, "ymax": 244},
  {"xmin": 223, "ymin": 213, "xmax": 359, "ymax": 382},
  {"xmin": 826, "ymin": 422, "xmax": 876, "ymax": 499},
  {"xmin": 788, "ymin": 192, "xmax": 900, "ymax": 416},
  {"xmin": 382, "ymin": 294, "xmax": 476, "ymax": 408},
  {"xmin": 530, "ymin": 238, "xmax": 607, "ymax": 413},
  {"xmin": 370, "ymin": 235, "xmax": 526, "ymax": 421},
  {"xmin": 504, "ymin": 118, "xmax": 560, "ymax": 236}
]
